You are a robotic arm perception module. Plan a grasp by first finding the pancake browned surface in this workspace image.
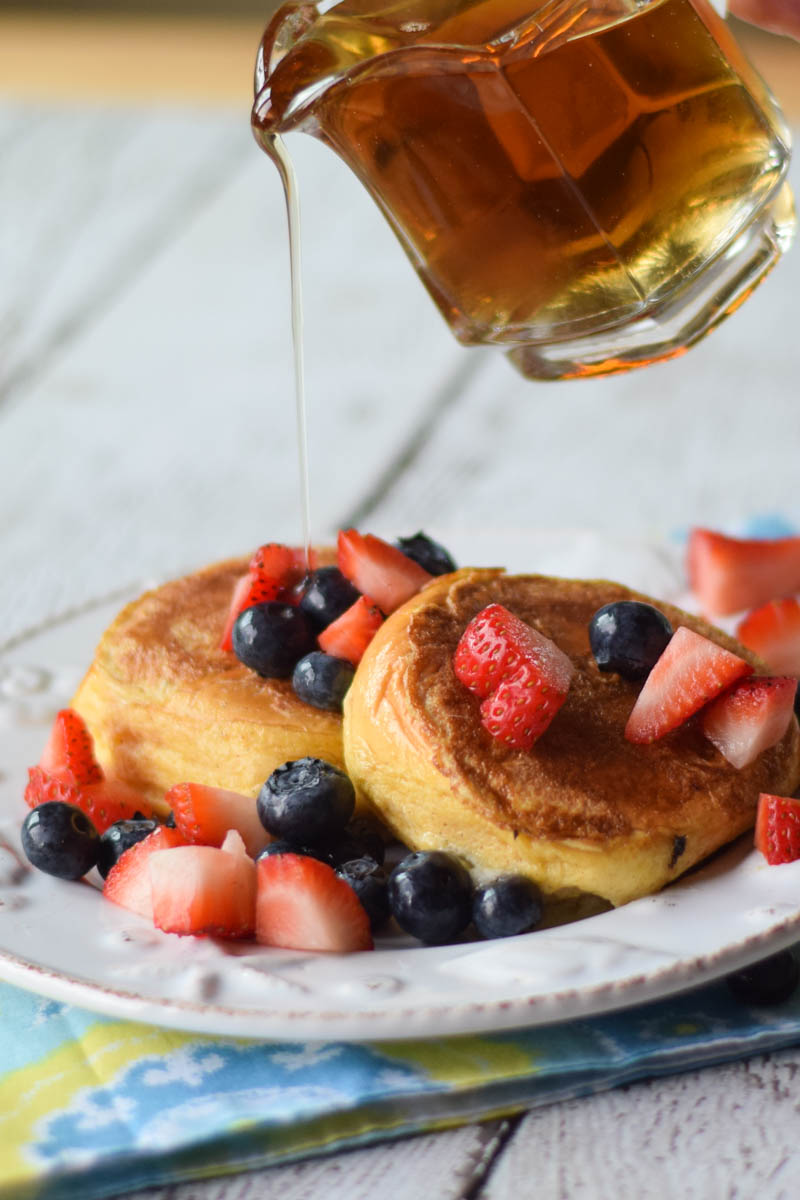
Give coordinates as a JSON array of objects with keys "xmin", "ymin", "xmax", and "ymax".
[
  {"xmin": 73, "ymin": 556, "xmax": 343, "ymax": 809},
  {"xmin": 344, "ymin": 569, "xmax": 800, "ymax": 907}
]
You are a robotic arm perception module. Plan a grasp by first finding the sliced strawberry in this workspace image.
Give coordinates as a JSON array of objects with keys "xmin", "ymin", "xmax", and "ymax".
[
  {"xmin": 39, "ymin": 709, "xmax": 103, "ymax": 785},
  {"xmin": 220, "ymin": 573, "xmax": 284, "ymax": 652},
  {"xmin": 479, "ymin": 658, "xmax": 572, "ymax": 751},
  {"xmin": 103, "ymin": 826, "xmax": 187, "ymax": 919},
  {"xmin": 337, "ymin": 529, "xmax": 432, "ymax": 614},
  {"xmin": 736, "ymin": 597, "xmax": 800, "ymax": 676},
  {"xmin": 166, "ymin": 782, "xmax": 271, "ymax": 857},
  {"xmin": 687, "ymin": 528, "xmax": 800, "ymax": 616},
  {"xmin": 148, "ymin": 845, "xmax": 256, "ymax": 938},
  {"xmin": 625, "ymin": 626, "xmax": 752, "ymax": 744},
  {"xmin": 454, "ymin": 603, "xmax": 574, "ymax": 700},
  {"xmin": 250, "ymin": 542, "xmax": 313, "ymax": 580},
  {"xmin": 255, "ymin": 852, "xmax": 373, "ymax": 952},
  {"xmin": 701, "ymin": 676, "xmax": 797, "ymax": 769},
  {"xmin": 24, "ymin": 767, "xmax": 158, "ymax": 832},
  {"xmin": 318, "ymin": 594, "xmax": 383, "ymax": 665},
  {"xmin": 755, "ymin": 793, "xmax": 800, "ymax": 864}
]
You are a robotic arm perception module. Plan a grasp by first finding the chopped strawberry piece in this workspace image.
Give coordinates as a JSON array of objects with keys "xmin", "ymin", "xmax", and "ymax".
[
  {"xmin": 166, "ymin": 782, "xmax": 271, "ymax": 858},
  {"xmin": 148, "ymin": 845, "xmax": 256, "ymax": 938},
  {"xmin": 454, "ymin": 603, "xmax": 574, "ymax": 700},
  {"xmin": 24, "ymin": 767, "xmax": 158, "ymax": 832},
  {"xmin": 250, "ymin": 542, "xmax": 313, "ymax": 580},
  {"xmin": 220, "ymin": 573, "xmax": 284, "ymax": 652},
  {"xmin": 625, "ymin": 626, "xmax": 752, "ymax": 744},
  {"xmin": 255, "ymin": 852, "xmax": 373, "ymax": 952},
  {"xmin": 736, "ymin": 597, "xmax": 800, "ymax": 676},
  {"xmin": 479, "ymin": 660, "xmax": 571, "ymax": 751},
  {"xmin": 318, "ymin": 595, "xmax": 383, "ymax": 665},
  {"xmin": 755, "ymin": 793, "xmax": 800, "ymax": 864},
  {"xmin": 701, "ymin": 676, "xmax": 797, "ymax": 769},
  {"xmin": 39, "ymin": 709, "xmax": 103, "ymax": 785},
  {"xmin": 337, "ymin": 529, "xmax": 432, "ymax": 614},
  {"xmin": 687, "ymin": 528, "xmax": 800, "ymax": 616},
  {"xmin": 103, "ymin": 826, "xmax": 187, "ymax": 919},
  {"xmin": 221, "ymin": 829, "xmax": 249, "ymax": 858}
]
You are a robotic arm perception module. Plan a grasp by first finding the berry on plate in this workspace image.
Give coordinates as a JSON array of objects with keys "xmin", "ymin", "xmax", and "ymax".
[
  {"xmin": 687, "ymin": 528, "xmax": 800, "ymax": 616},
  {"xmin": 388, "ymin": 851, "xmax": 473, "ymax": 945},
  {"xmin": 257, "ymin": 757, "xmax": 355, "ymax": 846},
  {"xmin": 97, "ymin": 818, "xmax": 160, "ymax": 880},
  {"xmin": 39, "ymin": 708, "xmax": 103, "ymax": 784},
  {"xmin": 103, "ymin": 826, "xmax": 187, "ymax": 919},
  {"xmin": 337, "ymin": 529, "xmax": 432, "ymax": 614},
  {"xmin": 454, "ymin": 604, "xmax": 573, "ymax": 750},
  {"xmin": 24, "ymin": 767, "xmax": 158, "ymax": 833},
  {"xmin": 588, "ymin": 601, "xmax": 673, "ymax": 681},
  {"xmin": 298, "ymin": 566, "xmax": 360, "ymax": 631},
  {"xmin": 255, "ymin": 852, "xmax": 373, "ymax": 952},
  {"xmin": 292, "ymin": 650, "xmax": 355, "ymax": 712},
  {"xmin": 167, "ymin": 782, "xmax": 271, "ymax": 857},
  {"xmin": 148, "ymin": 844, "xmax": 257, "ymax": 938},
  {"xmin": 701, "ymin": 676, "xmax": 797, "ymax": 769},
  {"xmin": 317, "ymin": 595, "xmax": 383, "ymax": 665},
  {"xmin": 335, "ymin": 856, "xmax": 390, "ymax": 930},
  {"xmin": 232, "ymin": 602, "xmax": 316, "ymax": 677},
  {"xmin": 454, "ymin": 603, "xmax": 573, "ymax": 700},
  {"xmin": 624, "ymin": 626, "xmax": 752, "ymax": 744},
  {"xmin": 220, "ymin": 574, "xmax": 284, "ymax": 653},
  {"xmin": 394, "ymin": 531, "xmax": 457, "ymax": 577},
  {"xmin": 755, "ymin": 793, "xmax": 800, "ymax": 864},
  {"xmin": 736, "ymin": 597, "xmax": 800, "ymax": 677},
  {"xmin": 471, "ymin": 875, "xmax": 543, "ymax": 939},
  {"xmin": 21, "ymin": 802, "xmax": 99, "ymax": 880},
  {"xmin": 479, "ymin": 662, "xmax": 569, "ymax": 751}
]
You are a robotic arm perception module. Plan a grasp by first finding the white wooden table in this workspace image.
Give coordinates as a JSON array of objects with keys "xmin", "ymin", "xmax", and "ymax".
[{"xmin": 4, "ymin": 96, "xmax": 800, "ymax": 1199}]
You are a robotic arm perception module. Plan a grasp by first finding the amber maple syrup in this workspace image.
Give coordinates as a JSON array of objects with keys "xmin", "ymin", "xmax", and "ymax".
[{"xmin": 253, "ymin": 0, "xmax": 793, "ymax": 380}]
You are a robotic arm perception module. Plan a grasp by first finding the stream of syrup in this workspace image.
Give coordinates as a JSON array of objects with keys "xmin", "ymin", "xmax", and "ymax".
[{"xmin": 264, "ymin": 133, "xmax": 314, "ymax": 567}]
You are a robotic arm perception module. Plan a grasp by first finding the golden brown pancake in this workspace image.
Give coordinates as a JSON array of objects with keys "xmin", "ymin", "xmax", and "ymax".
[
  {"xmin": 72, "ymin": 556, "xmax": 343, "ymax": 811},
  {"xmin": 344, "ymin": 569, "xmax": 800, "ymax": 908}
]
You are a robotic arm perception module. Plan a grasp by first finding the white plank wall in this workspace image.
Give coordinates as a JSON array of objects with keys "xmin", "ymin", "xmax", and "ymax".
[{"xmin": 4, "ymin": 96, "xmax": 800, "ymax": 1199}]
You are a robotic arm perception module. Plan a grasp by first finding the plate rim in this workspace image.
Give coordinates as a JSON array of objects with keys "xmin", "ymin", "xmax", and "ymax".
[{"xmin": 1, "ymin": 537, "xmax": 799, "ymax": 1042}]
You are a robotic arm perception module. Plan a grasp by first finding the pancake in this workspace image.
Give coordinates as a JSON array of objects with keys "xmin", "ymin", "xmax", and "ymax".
[
  {"xmin": 72, "ymin": 556, "xmax": 343, "ymax": 810},
  {"xmin": 343, "ymin": 569, "xmax": 800, "ymax": 908}
]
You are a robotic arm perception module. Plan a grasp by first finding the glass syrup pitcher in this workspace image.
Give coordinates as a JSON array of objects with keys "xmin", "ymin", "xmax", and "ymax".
[{"xmin": 252, "ymin": 0, "xmax": 795, "ymax": 381}]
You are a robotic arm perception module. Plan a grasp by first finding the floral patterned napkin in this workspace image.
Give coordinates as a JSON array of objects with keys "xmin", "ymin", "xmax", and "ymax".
[{"xmin": 3, "ymin": 963, "xmax": 800, "ymax": 1200}]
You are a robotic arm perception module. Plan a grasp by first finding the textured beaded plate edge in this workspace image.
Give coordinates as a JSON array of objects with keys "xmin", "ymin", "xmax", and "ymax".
[{"xmin": 1, "ymin": 529, "xmax": 799, "ymax": 1042}]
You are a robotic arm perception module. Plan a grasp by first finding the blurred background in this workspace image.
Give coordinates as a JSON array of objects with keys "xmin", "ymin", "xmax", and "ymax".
[{"xmin": 1, "ymin": 1, "xmax": 798, "ymax": 113}]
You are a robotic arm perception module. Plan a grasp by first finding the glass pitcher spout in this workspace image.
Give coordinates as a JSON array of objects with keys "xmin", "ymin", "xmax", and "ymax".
[{"xmin": 253, "ymin": 0, "xmax": 795, "ymax": 381}]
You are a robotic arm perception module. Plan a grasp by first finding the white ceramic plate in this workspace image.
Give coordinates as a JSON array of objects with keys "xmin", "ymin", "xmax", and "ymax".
[{"xmin": 1, "ymin": 529, "xmax": 800, "ymax": 1043}]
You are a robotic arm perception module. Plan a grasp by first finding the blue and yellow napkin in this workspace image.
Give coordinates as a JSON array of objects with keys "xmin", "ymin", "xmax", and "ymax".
[{"xmin": 4, "ymin": 967, "xmax": 800, "ymax": 1200}]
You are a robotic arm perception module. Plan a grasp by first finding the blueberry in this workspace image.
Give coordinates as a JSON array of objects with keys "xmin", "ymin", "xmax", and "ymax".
[
  {"xmin": 21, "ymin": 803, "xmax": 99, "ymax": 880},
  {"xmin": 299, "ymin": 567, "xmax": 360, "ymax": 631},
  {"xmin": 97, "ymin": 818, "xmax": 159, "ymax": 880},
  {"xmin": 395, "ymin": 532, "xmax": 457, "ymax": 577},
  {"xmin": 589, "ymin": 600, "xmax": 673, "ymax": 680},
  {"xmin": 328, "ymin": 817, "xmax": 386, "ymax": 867},
  {"xmin": 256, "ymin": 840, "xmax": 334, "ymax": 865},
  {"xmin": 472, "ymin": 875, "xmax": 543, "ymax": 939},
  {"xmin": 292, "ymin": 651, "xmax": 355, "ymax": 712},
  {"xmin": 388, "ymin": 851, "xmax": 473, "ymax": 945},
  {"xmin": 257, "ymin": 757, "xmax": 356, "ymax": 844},
  {"xmin": 337, "ymin": 856, "xmax": 390, "ymax": 930},
  {"xmin": 726, "ymin": 949, "xmax": 800, "ymax": 1005},
  {"xmin": 232, "ymin": 603, "xmax": 315, "ymax": 678}
]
